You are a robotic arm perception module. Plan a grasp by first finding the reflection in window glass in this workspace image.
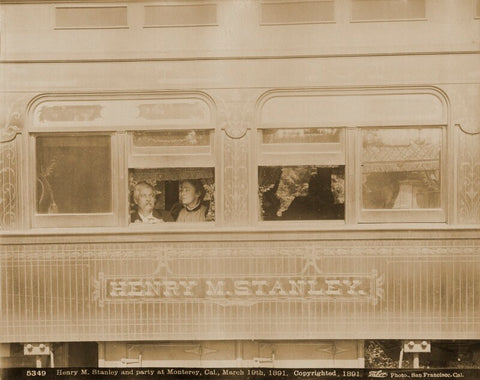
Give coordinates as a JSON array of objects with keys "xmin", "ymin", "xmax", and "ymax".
[
  {"xmin": 36, "ymin": 135, "xmax": 111, "ymax": 214},
  {"xmin": 128, "ymin": 167, "xmax": 214, "ymax": 223},
  {"xmin": 259, "ymin": 166, "xmax": 344, "ymax": 221},
  {"xmin": 262, "ymin": 128, "xmax": 340, "ymax": 144},
  {"xmin": 362, "ymin": 128, "xmax": 441, "ymax": 209},
  {"xmin": 133, "ymin": 130, "xmax": 210, "ymax": 147}
]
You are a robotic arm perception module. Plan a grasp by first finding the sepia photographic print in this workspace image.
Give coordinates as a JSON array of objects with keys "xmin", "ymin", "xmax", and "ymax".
[{"xmin": 1, "ymin": 0, "xmax": 480, "ymax": 379}]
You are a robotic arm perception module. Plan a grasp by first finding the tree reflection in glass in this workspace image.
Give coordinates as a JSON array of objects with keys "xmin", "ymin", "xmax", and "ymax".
[
  {"xmin": 258, "ymin": 165, "xmax": 344, "ymax": 221},
  {"xmin": 361, "ymin": 128, "xmax": 442, "ymax": 209}
]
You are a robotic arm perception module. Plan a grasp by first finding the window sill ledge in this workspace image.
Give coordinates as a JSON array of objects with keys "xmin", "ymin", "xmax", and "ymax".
[{"xmin": 1, "ymin": 224, "xmax": 480, "ymax": 244}]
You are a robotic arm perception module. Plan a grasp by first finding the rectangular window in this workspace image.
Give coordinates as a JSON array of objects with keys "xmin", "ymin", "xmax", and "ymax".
[
  {"xmin": 258, "ymin": 128, "xmax": 345, "ymax": 221},
  {"xmin": 131, "ymin": 129, "xmax": 212, "ymax": 156},
  {"xmin": 144, "ymin": 4, "xmax": 217, "ymax": 28},
  {"xmin": 259, "ymin": 165, "xmax": 344, "ymax": 220},
  {"xmin": 260, "ymin": 0, "xmax": 335, "ymax": 25},
  {"xmin": 28, "ymin": 96, "xmax": 216, "ymax": 230},
  {"xmin": 128, "ymin": 129, "xmax": 214, "ymax": 168},
  {"xmin": 133, "ymin": 130, "xmax": 211, "ymax": 147},
  {"xmin": 128, "ymin": 129, "xmax": 215, "ymax": 225},
  {"xmin": 259, "ymin": 126, "xmax": 445, "ymax": 224},
  {"xmin": 262, "ymin": 127, "xmax": 341, "ymax": 144},
  {"xmin": 128, "ymin": 168, "xmax": 215, "ymax": 224},
  {"xmin": 359, "ymin": 127, "xmax": 445, "ymax": 222},
  {"xmin": 55, "ymin": 6, "xmax": 128, "ymax": 29},
  {"xmin": 31, "ymin": 128, "xmax": 214, "ymax": 228},
  {"xmin": 351, "ymin": 0, "xmax": 426, "ymax": 22},
  {"xmin": 258, "ymin": 127, "xmax": 345, "ymax": 166},
  {"xmin": 34, "ymin": 134, "xmax": 115, "ymax": 227}
]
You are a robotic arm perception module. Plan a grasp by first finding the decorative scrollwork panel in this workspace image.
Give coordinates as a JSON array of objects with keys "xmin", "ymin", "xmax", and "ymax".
[
  {"xmin": 223, "ymin": 135, "xmax": 250, "ymax": 225},
  {"xmin": 457, "ymin": 128, "xmax": 480, "ymax": 224},
  {"xmin": 217, "ymin": 93, "xmax": 255, "ymax": 225},
  {"xmin": 0, "ymin": 139, "xmax": 18, "ymax": 230},
  {"xmin": 1, "ymin": 239, "xmax": 479, "ymax": 342}
]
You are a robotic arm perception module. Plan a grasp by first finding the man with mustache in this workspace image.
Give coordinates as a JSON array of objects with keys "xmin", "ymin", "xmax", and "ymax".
[{"xmin": 131, "ymin": 181, "xmax": 173, "ymax": 224}]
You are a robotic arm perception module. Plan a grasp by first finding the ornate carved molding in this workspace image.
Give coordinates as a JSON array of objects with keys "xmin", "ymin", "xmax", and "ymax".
[
  {"xmin": 215, "ymin": 90, "xmax": 256, "ymax": 226},
  {"xmin": 257, "ymin": 86, "xmax": 449, "ymax": 128},
  {"xmin": 0, "ymin": 139, "xmax": 18, "ymax": 229},
  {"xmin": 0, "ymin": 124, "xmax": 21, "ymax": 144},
  {"xmin": 457, "ymin": 128, "xmax": 480, "ymax": 224},
  {"xmin": 29, "ymin": 92, "xmax": 214, "ymax": 129},
  {"xmin": 223, "ymin": 136, "xmax": 249, "ymax": 225},
  {"xmin": 451, "ymin": 85, "xmax": 480, "ymax": 134},
  {"xmin": 0, "ymin": 97, "xmax": 27, "ymax": 230},
  {"xmin": 217, "ymin": 98, "xmax": 254, "ymax": 139},
  {"xmin": 2, "ymin": 239, "xmax": 480, "ymax": 342},
  {"xmin": 0, "ymin": 99, "xmax": 25, "ymax": 143}
]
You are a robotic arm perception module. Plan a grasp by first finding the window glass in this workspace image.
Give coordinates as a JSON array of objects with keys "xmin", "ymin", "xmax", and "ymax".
[
  {"xmin": 128, "ymin": 167, "xmax": 214, "ymax": 224},
  {"xmin": 262, "ymin": 128, "xmax": 341, "ymax": 144},
  {"xmin": 36, "ymin": 135, "xmax": 111, "ymax": 214},
  {"xmin": 259, "ymin": 165, "xmax": 345, "ymax": 221},
  {"xmin": 361, "ymin": 128, "xmax": 441, "ymax": 209},
  {"xmin": 132, "ymin": 130, "xmax": 210, "ymax": 147}
]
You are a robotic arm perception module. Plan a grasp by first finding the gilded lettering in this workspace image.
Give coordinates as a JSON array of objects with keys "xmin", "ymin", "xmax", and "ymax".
[
  {"xmin": 102, "ymin": 274, "xmax": 377, "ymax": 302},
  {"xmin": 307, "ymin": 280, "xmax": 325, "ymax": 296},
  {"xmin": 252, "ymin": 280, "xmax": 268, "ymax": 296},
  {"xmin": 234, "ymin": 280, "xmax": 252, "ymax": 296},
  {"xmin": 163, "ymin": 281, "xmax": 180, "ymax": 297},
  {"xmin": 289, "ymin": 280, "xmax": 307, "ymax": 296},
  {"xmin": 325, "ymin": 279, "xmax": 342, "ymax": 295},
  {"xmin": 109, "ymin": 281, "xmax": 128, "ymax": 297},
  {"xmin": 205, "ymin": 280, "xmax": 226, "ymax": 296},
  {"xmin": 144, "ymin": 281, "xmax": 163, "ymax": 297},
  {"xmin": 179, "ymin": 281, "xmax": 198, "ymax": 296},
  {"xmin": 343, "ymin": 279, "xmax": 364, "ymax": 295},
  {"xmin": 128, "ymin": 281, "xmax": 145, "ymax": 297},
  {"xmin": 268, "ymin": 280, "xmax": 287, "ymax": 296}
]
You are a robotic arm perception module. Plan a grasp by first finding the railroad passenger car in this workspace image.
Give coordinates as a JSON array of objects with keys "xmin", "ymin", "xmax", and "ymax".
[{"xmin": 1, "ymin": 0, "xmax": 480, "ymax": 369}]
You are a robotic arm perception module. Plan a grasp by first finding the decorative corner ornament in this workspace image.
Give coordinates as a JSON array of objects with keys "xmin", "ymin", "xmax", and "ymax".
[
  {"xmin": 0, "ymin": 113, "xmax": 22, "ymax": 143},
  {"xmin": 218, "ymin": 99, "xmax": 253, "ymax": 139},
  {"xmin": 0, "ymin": 125, "xmax": 21, "ymax": 143},
  {"xmin": 301, "ymin": 249, "xmax": 324, "ymax": 275},
  {"xmin": 1, "ymin": 99, "xmax": 26, "ymax": 143},
  {"xmin": 456, "ymin": 123, "xmax": 480, "ymax": 136}
]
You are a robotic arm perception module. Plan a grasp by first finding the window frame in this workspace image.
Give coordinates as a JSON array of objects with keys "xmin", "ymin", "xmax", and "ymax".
[
  {"xmin": 29, "ymin": 131, "xmax": 120, "ymax": 228},
  {"xmin": 29, "ymin": 128, "xmax": 217, "ymax": 229},
  {"xmin": 26, "ymin": 93, "xmax": 217, "ymax": 230},
  {"xmin": 127, "ymin": 129, "xmax": 215, "ymax": 169},
  {"xmin": 357, "ymin": 124, "xmax": 447, "ymax": 224},
  {"xmin": 257, "ymin": 126, "xmax": 346, "ymax": 166},
  {"xmin": 256, "ymin": 125, "xmax": 348, "ymax": 224},
  {"xmin": 125, "ymin": 129, "xmax": 216, "ymax": 227},
  {"xmin": 255, "ymin": 124, "xmax": 448, "ymax": 225}
]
